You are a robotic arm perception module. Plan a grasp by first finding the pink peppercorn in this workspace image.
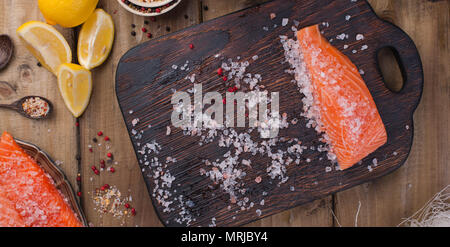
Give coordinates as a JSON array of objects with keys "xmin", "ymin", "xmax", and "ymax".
[
  {"xmin": 94, "ymin": 170, "xmax": 100, "ymax": 175},
  {"xmin": 155, "ymin": 8, "xmax": 161, "ymax": 13},
  {"xmin": 125, "ymin": 203, "xmax": 130, "ymax": 209},
  {"xmin": 107, "ymin": 153, "xmax": 112, "ymax": 158},
  {"xmin": 110, "ymin": 167, "xmax": 115, "ymax": 173},
  {"xmin": 147, "ymin": 33, "xmax": 152, "ymax": 38},
  {"xmin": 141, "ymin": 27, "xmax": 147, "ymax": 33},
  {"xmin": 217, "ymin": 68, "xmax": 223, "ymax": 76},
  {"xmin": 104, "ymin": 136, "xmax": 110, "ymax": 141},
  {"xmin": 189, "ymin": 44, "xmax": 194, "ymax": 49},
  {"xmin": 131, "ymin": 208, "xmax": 136, "ymax": 216},
  {"xmin": 222, "ymin": 76, "xmax": 228, "ymax": 81},
  {"xmin": 97, "ymin": 131, "xmax": 103, "ymax": 136},
  {"xmin": 77, "ymin": 192, "xmax": 82, "ymax": 197}
]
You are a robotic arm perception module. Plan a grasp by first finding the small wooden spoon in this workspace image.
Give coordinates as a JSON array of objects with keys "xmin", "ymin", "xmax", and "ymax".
[
  {"xmin": 0, "ymin": 96, "xmax": 53, "ymax": 120},
  {"xmin": 0, "ymin": 35, "xmax": 13, "ymax": 71}
]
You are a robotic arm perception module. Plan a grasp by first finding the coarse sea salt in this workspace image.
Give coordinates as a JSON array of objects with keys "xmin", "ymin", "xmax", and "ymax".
[{"xmin": 282, "ymin": 18, "xmax": 289, "ymax": 27}]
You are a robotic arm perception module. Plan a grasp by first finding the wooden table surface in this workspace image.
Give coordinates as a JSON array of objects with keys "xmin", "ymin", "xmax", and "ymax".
[{"xmin": 0, "ymin": 0, "xmax": 448, "ymax": 227}]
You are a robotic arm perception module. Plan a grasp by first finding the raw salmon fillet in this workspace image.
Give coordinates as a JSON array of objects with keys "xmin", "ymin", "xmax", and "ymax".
[
  {"xmin": 0, "ymin": 192, "xmax": 25, "ymax": 227},
  {"xmin": 0, "ymin": 131, "xmax": 82, "ymax": 227},
  {"xmin": 297, "ymin": 25, "xmax": 387, "ymax": 169}
]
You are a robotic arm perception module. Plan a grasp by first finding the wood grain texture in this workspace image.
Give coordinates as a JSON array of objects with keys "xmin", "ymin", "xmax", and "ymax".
[
  {"xmin": 0, "ymin": 0, "xmax": 446, "ymax": 227},
  {"xmin": 78, "ymin": 0, "xmax": 201, "ymax": 227},
  {"xmin": 0, "ymin": 0, "xmax": 79, "ymax": 203},
  {"xmin": 334, "ymin": 0, "xmax": 449, "ymax": 227},
  {"xmin": 116, "ymin": 0, "xmax": 423, "ymax": 226}
]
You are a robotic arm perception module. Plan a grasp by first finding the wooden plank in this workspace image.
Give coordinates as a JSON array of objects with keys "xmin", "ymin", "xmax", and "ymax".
[
  {"xmin": 202, "ymin": 0, "xmax": 333, "ymax": 227},
  {"xmin": 334, "ymin": 0, "xmax": 449, "ymax": 226},
  {"xmin": 0, "ymin": 0, "xmax": 79, "ymax": 206},
  {"xmin": 79, "ymin": 0, "xmax": 202, "ymax": 226}
]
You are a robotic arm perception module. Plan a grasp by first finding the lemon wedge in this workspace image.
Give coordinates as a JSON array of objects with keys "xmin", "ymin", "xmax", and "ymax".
[
  {"xmin": 78, "ymin": 9, "xmax": 114, "ymax": 70},
  {"xmin": 57, "ymin": 63, "xmax": 92, "ymax": 118},
  {"xmin": 17, "ymin": 21, "xmax": 72, "ymax": 75}
]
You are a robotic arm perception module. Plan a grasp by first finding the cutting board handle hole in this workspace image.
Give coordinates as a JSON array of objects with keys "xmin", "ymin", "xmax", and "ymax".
[{"xmin": 377, "ymin": 46, "xmax": 405, "ymax": 93}]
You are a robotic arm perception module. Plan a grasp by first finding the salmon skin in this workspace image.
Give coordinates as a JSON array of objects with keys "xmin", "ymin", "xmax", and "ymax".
[
  {"xmin": 297, "ymin": 25, "xmax": 387, "ymax": 169},
  {"xmin": 0, "ymin": 131, "xmax": 82, "ymax": 227}
]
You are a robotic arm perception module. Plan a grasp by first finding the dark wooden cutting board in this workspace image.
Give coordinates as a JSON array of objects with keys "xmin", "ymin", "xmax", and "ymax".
[{"xmin": 115, "ymin": 0, "xmax": 423, "ymax": 226}]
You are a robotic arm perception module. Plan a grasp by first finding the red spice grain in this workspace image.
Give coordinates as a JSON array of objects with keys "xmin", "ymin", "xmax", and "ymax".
[
  {"xmin": 222, "ymin": 76, "xmax": 228, "ymax": 81},
  {"xmin": 189, "ymin": 43, "xmax": 194, "ymax": 49},
  {"xmin": 107, "ymin": 153, "xmax": 113, "ymax": 158},
  {"xmin": 77, "ymin": 192, "xmax": 82, "ymax": 197},
  {"xmin": 155, "ymin": 8, "xmax": 161, "ymax": 13},
  {"xmin": 131, "ymin": 208, "xmax": 136, "ymax": 216},
  {"xmin": 217, "ymin": 68, "xmax": 223, "ymax": 76},
  {"xmin": 110, "ymin": 167, "xmax": 115, "ymax": 173},
  {"xmin": 94, "ymin": 170, "xmax": 100, "ymax": 175},
  {"xmin": 97, "ymin": 131, "xmax": 103, "ymax": 136},
  {"xmin": 125, "ymin": 203, "xmax": 130, "ymax": 209},
  {"xmin": 104, "ymin": 136, "xmax": 110, "ymax": 141},
  {"xmin": 141, "ymin": 27, "xmax": 147, "ymax": 33}
]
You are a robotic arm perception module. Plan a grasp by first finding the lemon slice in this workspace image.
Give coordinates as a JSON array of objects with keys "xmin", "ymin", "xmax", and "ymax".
[
  {"xmin": 57, "ymin": 63, "xmax": 92, "ymax": 118},
  {"xmin": 17, "ymin": 21, "xmax": 72, "ymax": 75},
  {"xmin": 78, "ymin": 9, "xmax": 114, "ymax": 70}
]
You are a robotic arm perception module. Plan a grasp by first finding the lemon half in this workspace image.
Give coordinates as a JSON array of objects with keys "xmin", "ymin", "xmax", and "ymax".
[
  {"xmin": 57, "ymin": 63, "xmax": 92, "ymax": 118},
  {"xmin": 17, "ymin": 21, "xmax": 72, "ymax": 75},
  {"xmin": 78, "ymin": 9, "xmax": 114, "ymax": 70},
  {"xmin": 38, "ymin": 0, "xmax": 99, "ymax": 28}
]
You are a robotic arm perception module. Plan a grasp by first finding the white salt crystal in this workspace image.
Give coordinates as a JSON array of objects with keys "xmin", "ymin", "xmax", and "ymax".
[
  {"xmin": 256, "ymin": 209, "xmax": 262, "ymax": 216},
  {"xmin": 132, "ymin": 118, "xmax": 139, "ymax": 126},
  {"xmin": 356, "ymin": 34, "xmax": 364, "ymax": 40},
  {"xmin": 282, "ymin": 18, "xmax": 289, "ymax": 26}
]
